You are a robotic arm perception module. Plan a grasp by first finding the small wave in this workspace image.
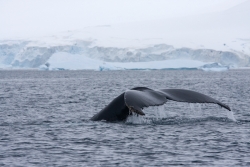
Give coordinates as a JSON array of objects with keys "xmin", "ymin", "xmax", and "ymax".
[
  {"xmin": 151, "ymin": 116, "xmax": 236, "ymax": 125},
  {"xmin": 0, "ymin": 121, "xmax": 52, "ymax": 128},
  {"xmin": 63, "ymin": 100, "xmax": 81, "ymax": 104}
]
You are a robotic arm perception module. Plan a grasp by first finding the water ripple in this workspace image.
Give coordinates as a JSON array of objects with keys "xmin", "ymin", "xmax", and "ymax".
[{"xmin": 0, "ymin": 70, "xmax": 250, "ymax": 167}]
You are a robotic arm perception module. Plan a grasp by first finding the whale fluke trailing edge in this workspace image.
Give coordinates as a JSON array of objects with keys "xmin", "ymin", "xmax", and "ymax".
[{"xmin": 91, "ymin": 87, "xmax": 231, "ymax": 121}]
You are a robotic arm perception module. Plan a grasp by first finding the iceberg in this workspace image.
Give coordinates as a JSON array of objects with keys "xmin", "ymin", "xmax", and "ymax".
[
  {"xmin": 40, "ymin": 52, "xmax": 214, "ymax": 71},
  {"xmin": 1, "ymin": 41, "xmax": 249, "ymax": 70},
  {"xmin": 43, "ymin": 52, "xmax": 102, "ymax": 70},
  {"xmin": 200, "ymin": 63, "xmax": 229, "ymax": 72}
]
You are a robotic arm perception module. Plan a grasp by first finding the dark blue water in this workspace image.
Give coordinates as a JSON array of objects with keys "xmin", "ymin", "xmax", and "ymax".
[{"xmin": 0, "ymin": 70, "xmax": 250, "ymax": 166}]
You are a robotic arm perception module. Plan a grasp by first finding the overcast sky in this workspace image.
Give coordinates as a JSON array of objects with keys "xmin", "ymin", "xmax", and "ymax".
[{"xmin": 0, "ymin": 0, "xmax": 247, "ymax": 39}]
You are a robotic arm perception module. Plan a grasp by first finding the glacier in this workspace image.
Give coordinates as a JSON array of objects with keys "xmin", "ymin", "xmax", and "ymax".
[{"xmin": 0, "ymin": 40, "xmax": 249, "ymax": 70}]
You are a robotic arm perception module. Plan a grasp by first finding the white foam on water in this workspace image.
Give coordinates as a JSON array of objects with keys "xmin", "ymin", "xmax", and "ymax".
[{"xmin": 125, "ymin": 114, "xmax": 151, "ymax": 124}]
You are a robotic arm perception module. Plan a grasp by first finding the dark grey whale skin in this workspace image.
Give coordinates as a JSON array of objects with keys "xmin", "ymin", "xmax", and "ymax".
[
  {"xmin": 90, "ymin": 87, "xmax": 231, "ymax": 122},
  {"xmin": 90, "ymin": 93, "xmax": 129, "ymax": 121}
]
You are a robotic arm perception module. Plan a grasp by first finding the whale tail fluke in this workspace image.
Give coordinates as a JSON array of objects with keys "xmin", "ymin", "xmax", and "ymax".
[
  {"xmin": 91, "ymin": 87, "xmax": 231, "ymax": 121},
  {"xmin": 125, "ymin": 88, "xmax": 231, "ymax": 116}
]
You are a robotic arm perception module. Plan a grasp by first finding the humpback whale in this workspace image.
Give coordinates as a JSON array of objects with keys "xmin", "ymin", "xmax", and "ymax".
[{"xmin": 91, "ymin": 87, "xmax": 231, "ymax": 121}]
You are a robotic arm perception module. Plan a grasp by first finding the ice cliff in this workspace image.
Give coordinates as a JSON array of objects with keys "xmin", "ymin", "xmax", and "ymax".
[
  {"xmin": 1, "ymin": 0, "xmax": 250, "ymax": 70},
  {"xmin": 0, "ymin": 40, "xmax": 249, "ymax": 70}
]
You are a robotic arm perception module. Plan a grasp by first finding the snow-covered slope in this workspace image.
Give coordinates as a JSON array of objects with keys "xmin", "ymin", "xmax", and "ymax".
[
  {"xmin": 1, "ymin": 0, "xmax": 247, "ymax": 39},
  {"xmin": 53, "ymin": 0, "xmax": 249, "ymax": 53},
  {"xmin": 0, "ymin": 0, "xmax": 249, "ymax": 70}
]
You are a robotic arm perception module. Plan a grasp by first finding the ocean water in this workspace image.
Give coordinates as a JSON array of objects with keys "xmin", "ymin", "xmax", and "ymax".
[{"xmin": 0, "ymin": 70, "xmax": 249, "ymax": 166}]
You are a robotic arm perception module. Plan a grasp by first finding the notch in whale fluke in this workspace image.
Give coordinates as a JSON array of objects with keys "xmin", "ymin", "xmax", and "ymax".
[{"xmin": 90, "ymin": 87, "xmax": 231, "ymax": 122}]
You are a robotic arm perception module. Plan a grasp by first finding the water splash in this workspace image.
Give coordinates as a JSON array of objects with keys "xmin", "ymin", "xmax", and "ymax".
[
  {"xmin": 126, "ymin": 103, "xmax": 237, "ymax": 124},
  {"xmin": 189, "ymin": 103, "xmax": 202, "ymax": 117},
  {"xmin": 155, "ymin": 105, "xmax": 167, "ymax": 119},
  {"xmin": 226, "ymin": 110, "xmax": 237, "ymax": 122}
]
